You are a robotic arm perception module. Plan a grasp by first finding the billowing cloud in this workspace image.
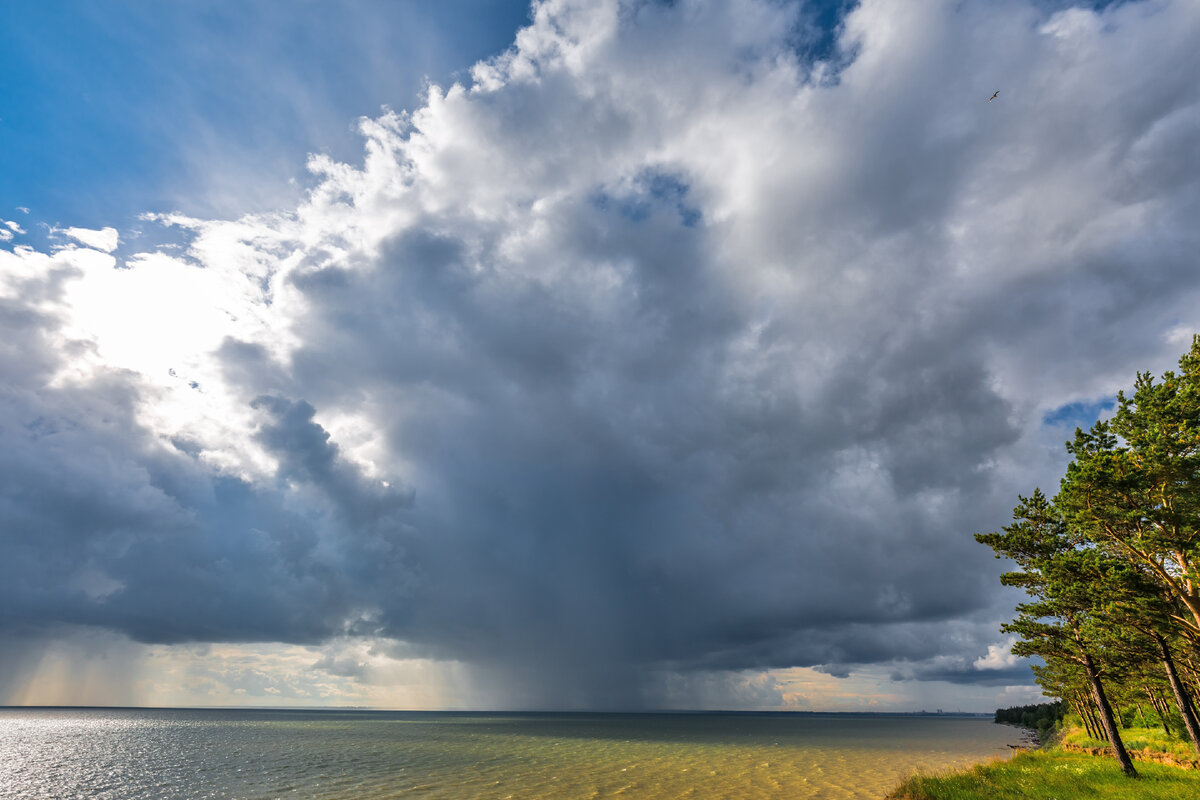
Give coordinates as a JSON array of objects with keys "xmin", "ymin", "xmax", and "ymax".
[
  {"xmin": 974, "ymin": 639, "xmax": 1022, "ymax": 671},
  {"xmin": 2, "ymin": 0, "xmax": 1199, "ymax": 709},
  {"xmin": 62, "ymin": 226, "xmax": 120, "ymax": 253}
]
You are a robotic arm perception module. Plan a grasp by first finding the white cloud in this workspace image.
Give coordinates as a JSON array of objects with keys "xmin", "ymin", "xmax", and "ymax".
[
  {"xmin": 62, "ymin": 225, "xmax": 120, "ymax": 252},
  {"xmin": 974, "ymin": 640, "xmax": 1020, "ymax": 671},
  {"xmin": 0, "ymin": 220, "xmax": 21, "ymax": 242}
]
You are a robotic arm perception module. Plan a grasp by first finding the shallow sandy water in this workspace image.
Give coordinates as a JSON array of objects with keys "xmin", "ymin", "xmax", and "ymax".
[{"xmin": 0, "ymin": 708, "xmax": 1024, "ymax": 799}]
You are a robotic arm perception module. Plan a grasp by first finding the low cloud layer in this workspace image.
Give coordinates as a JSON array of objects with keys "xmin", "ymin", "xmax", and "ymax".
[{"xmin": 3, "ymin": 0, "xmax": 1200, "ymax": 709}]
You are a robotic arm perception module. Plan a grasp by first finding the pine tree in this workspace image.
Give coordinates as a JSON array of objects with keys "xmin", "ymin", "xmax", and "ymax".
[
  {"xmin": 1057, "ymin": 336, "xmax": 1200, "ymax": 641},
  {"xmin": 976, "ymin": 490, "xmax": 1137, "ymax": 775}
]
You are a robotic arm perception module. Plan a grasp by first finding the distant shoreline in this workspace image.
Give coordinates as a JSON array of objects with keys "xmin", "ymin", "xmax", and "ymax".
[
  {"xmin": 997, "ymin": 720, "xmax": 1044, "ymax": 748},
  {"xmin": 0, "ymin": 704, "xmax": 993, "ymax": 717}
]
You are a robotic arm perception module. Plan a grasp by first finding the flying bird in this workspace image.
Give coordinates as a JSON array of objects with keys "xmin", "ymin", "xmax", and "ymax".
[{"xmin": 989, "ymin": 91, "xmax": 999, "ymax": 102}]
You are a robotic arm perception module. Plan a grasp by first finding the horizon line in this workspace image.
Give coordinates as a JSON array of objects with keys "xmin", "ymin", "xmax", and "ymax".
[{"xmin": 0, "ymin": 704, "xmax": 993, "ymax": 715}]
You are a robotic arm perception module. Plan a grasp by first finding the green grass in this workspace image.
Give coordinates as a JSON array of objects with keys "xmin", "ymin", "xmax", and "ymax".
[
  {"xmin": 888, "ymin": 748, "xmax": 1200, "ymax": 800},
  {"xmin": 1062, "ymin": 725, "xmax": 1197, "ymax": 759}
]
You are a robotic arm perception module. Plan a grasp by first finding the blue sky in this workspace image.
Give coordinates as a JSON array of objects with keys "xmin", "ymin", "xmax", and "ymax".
[
  {"xmin": 1042, "ymin": 397, "xmax": 1115, "ymax": 428},
  {"xmin": 0, "ymin": 0, "xmax": 532, "ymax": 229},
  {"xmin": 2, "ymin": 0, "xmax": 1199, "ymax": 712}
]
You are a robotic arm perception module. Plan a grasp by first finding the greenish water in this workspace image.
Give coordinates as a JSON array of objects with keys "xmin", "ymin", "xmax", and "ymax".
[{"xmin": 0, "ymin": 708, "xmax": 1024, "ymax": 799}]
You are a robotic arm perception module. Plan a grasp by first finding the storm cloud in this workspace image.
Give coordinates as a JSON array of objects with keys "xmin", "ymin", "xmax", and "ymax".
[{"xmin": 3, "ymin": 0, "xmax": 1200, "ymax": 709}]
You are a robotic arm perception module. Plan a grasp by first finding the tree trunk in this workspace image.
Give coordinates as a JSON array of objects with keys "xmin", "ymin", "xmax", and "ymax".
[
  {"xmin": 1145, "ymin": 684, "xmax": 1172, "ymax": 737},
  {"xmin": 1089, "ymin": 690, "xmax": 1104, "ymax": 743},
  {"xmin": 1157, "ymin": 633, "xmax": 1200, "ymax": 754},
  {"xmin": 1071, "ymin": 702, "xmax": 1087, "ymax": 738},
  {"xmin": 1184, "ymin": 653, "xmax": 1200, "ymax": 700},
  {"xmin": 1083, "ymin": 650, "xmax": 1137, "ymax": 776},
  {"xmin": 1072, "ymin": 693, "xmax": 1097, "ymax": 740},
  {"xmin": 1081, "ymin": 691, "xmax": 1105, "ymax": 741},
  {"xmin": 1071, "ymin": 696, "xmax": 1087, "ymax": 738},
  {"xmin": 1177, "ymin": 589, "xmax": 1200, "ymax": 641}
]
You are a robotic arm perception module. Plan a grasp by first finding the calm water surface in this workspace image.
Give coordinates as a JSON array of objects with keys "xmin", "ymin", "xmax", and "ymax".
[{"xmin": 0, "ymin": 708, "xmax": 1024, "ymax": 799}]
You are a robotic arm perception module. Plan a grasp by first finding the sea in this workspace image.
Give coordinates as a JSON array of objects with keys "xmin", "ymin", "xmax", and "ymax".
[{"xmin": 0, "ymin": 708, "xmax": 1025, "ymax": 799}]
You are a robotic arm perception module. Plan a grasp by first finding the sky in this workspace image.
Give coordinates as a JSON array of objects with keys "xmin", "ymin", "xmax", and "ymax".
[{"xmin": 1, "ymin": 0, "xmax": 1198, "ymax": 712}]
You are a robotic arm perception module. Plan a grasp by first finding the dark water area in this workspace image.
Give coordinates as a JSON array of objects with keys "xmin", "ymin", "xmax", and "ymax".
[{"xmin": 0, "ymin": 708, "xmax": 1023, "ymax": 799}]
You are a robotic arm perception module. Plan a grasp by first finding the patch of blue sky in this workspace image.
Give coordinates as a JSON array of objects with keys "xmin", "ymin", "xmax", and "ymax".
[
  {"xmin": 1042, "ymin": 397, "xmax": 1117, "ymax": 429},
  {"xmin": 593, "ymin": 169, "xmax": 702, "ymax": 228},
  {"xmin": 0, "ymin": 0, "xmax": 531, "ymax": 231},
  {"xmin": 789, "ymin": 0, "xmax": 858, "ymax": 64}
]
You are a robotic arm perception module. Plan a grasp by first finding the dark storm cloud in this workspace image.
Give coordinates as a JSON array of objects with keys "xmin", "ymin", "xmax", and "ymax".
[
  {"xmin": 0, "ymin": 259, "xmax": 411, "ymax": 646},
  {"xmin": 4, "ymin": 0, "xmax": 1200, "ymax": 708}
]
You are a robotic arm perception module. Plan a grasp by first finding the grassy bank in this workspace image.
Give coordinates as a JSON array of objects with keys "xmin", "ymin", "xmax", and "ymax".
[
  {"xmin": 888, "ymin": 744, "xmax": 1200, "ymax": 799},
  {"xmin": 1060, "ymin": 724, "xmax": 1199, "ymax": 764}
]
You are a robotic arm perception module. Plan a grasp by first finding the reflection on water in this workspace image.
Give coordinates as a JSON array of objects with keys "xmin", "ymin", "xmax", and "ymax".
[{"xmin": 0, "ymin": 708, "xmax": 1023, "ymax": 799}]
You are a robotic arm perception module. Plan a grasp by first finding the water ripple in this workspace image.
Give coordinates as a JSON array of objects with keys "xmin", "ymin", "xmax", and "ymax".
[{"xmin": 0, "ymin": 709, "xmax": 1023, "ymax": 799}]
